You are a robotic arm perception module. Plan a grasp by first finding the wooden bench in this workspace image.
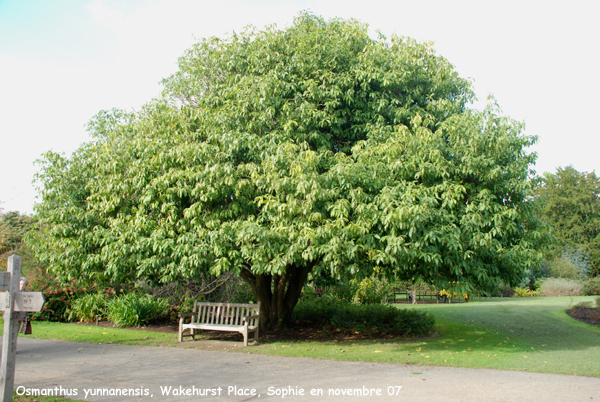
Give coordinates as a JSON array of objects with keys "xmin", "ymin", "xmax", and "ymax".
[{"xmin": 179, "ymin": 301, "xmax": 261, "ymax": 346}]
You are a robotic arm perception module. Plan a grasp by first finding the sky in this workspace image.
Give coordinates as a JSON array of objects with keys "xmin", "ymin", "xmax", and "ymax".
[{"xmin": 1, "ymin": 0, "xmax": 599, "ymax": 215}]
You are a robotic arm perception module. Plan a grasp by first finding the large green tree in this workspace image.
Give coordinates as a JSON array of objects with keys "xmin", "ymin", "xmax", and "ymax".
[
  {"xmin": 0, "ymin": 209, "xmax": 39, "ymax": 272},
  {"xmin": 31, "ymin": 13, "xmax": 544, "ymax": 329},
  {"xmin": 534, "ymin": 166, "xmax": 600, "ymax": 276},
  {"xmin": 0, "ymin": 211, "xmax": 31, "ymax": 257}
]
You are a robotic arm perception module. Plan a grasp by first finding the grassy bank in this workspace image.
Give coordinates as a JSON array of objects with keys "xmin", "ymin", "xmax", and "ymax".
[{"xmin": 4, "ymin": 296, "xmax": 599, "ymax": 377}]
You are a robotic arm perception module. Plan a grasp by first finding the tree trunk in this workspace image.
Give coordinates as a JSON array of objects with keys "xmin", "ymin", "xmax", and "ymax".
[{"xmin": 240, "ymin": 262, "xmax": 314, "ymax": 330}]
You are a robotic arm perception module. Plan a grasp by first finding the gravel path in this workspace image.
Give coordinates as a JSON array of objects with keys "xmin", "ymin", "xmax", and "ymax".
[{"xmin": 7, "ymin": 338, "xmax": 600, "ymax": 401}]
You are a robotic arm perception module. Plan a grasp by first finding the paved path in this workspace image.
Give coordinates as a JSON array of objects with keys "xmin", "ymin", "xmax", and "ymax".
[{"xmin": 5, "ymin": 338, "xmax": 600, "ymax": 401}]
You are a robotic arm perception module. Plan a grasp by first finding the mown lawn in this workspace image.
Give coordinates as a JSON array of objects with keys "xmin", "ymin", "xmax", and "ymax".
[
  {"xmin": 4, "ymin": 296, "xmax": 599, "ymax": 377},
  {"xmin": 9, "ymin": 321, "xmax": 176, "ymax": 347},
  {"xmin": 249, "ymin": 296, "xmax": 600, "ymax": 377}
]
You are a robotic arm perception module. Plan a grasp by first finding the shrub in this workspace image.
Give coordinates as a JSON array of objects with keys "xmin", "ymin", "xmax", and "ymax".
[
  {"xmin": 324, "ymin": 282, "xmax": 354, "ymax": 302},
  {"xmin": 107, "ymin": 292, "xmax": 170, "ymax": 327},
  {"xmin": 513, "ymin": 287, "xmax": 540, "ymax": 297},
  {"xmin": 27, "ymin": 267, "xmax": 92, "ymax": 321},
  {"xmin": 549, "ymin": 257, "xmax": 579, "ymax": 280},
  {"xmin": 350, "ymin": 276, "xmax": 394, "ymax": 304},
  {"xmin": 498, "ymin": 283, "xmax": 515, "ymax": 297},
  {"xmin": 68, "ymin": 292, "xmax": 111, "ymax": 322},
  {"xmin": 549, "ymin": 247, "xmax": 592, "ymax": 280},
  {"xmin": 583, "ymin": 277, "xmax": 600, "ymax": 295},
  {"xmin": 486, "ymin": 283, "xmax": 514, "ymax": 297},
  {"xmin": 323, "ymin": 275, "xmax": 394, "ymax": 304},
  {"xmin": 539, "ymin": 278, "xmax": 584, "ymax": 297},
  {"xmin": 292, "ymin": 297, "xmax": 435, "ymax": 336},
  {"xmin": 572, "ymin": 301, "xmax": 595, "ymax": 310}
]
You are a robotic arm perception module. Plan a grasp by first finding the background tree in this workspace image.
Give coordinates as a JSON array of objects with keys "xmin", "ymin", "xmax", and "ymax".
[
  {"xmin": 0, "ymin": 209, "xmax": 39, "ymax": 273},
  {"xmin": 31, "ymin": 13, "xmax": 545, "ymax": 329},
  {"xmin": 533, "ymin": 166, "xmax": 600, "ymax": 277}
]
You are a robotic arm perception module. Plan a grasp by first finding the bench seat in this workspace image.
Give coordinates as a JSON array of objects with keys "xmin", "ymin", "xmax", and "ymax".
[{"xmin": 179, "ymin": 301, "xmax": 261, "ymax": 346}]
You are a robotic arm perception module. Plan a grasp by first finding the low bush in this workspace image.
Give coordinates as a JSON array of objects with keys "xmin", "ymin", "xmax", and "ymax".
[
  {"xmin": 498, "ymin": 283, "xmax": 515, "ymax": 297},
  {"xmin": 321, "ymin": 275, "xmax": 395, "ymax": 304},
  {"xmin": 27, "ymin": 267, "xmax": 92, "ymax": 321},
  {"xmin": 513, "ymin": 287, "xmax": 540, "ymax": 297},
  {"xmin": 350, "ymin": 276, "xmax": 394, "ymax": 304},
  {"xmin": 549, "ymin": 256, "xmax": 580, "ymax": 280},
  {"xmin": 68, "ymin": 292, "xmax": 112, "ymax": 322},
  {"xmin": 292, "ymin": 297, "xmax": 435, "ymax": 336},
  {"xmin": 107, "ymin": 292, "xmax": 170, "ymax": 327},
  {"xmin": 539, "ymin": 278, "xmax": 583, "ymax": 297},
  {"xmin": 486, "ymin": 283, "xmax": 514, "ymax": 297},
  {"xmin": 572, "ymin": 301, "xmax": 595, "ymax": 310},
  {"xmin": 583, "ymin": 277, "xmax": 600, "ymax": 295}
]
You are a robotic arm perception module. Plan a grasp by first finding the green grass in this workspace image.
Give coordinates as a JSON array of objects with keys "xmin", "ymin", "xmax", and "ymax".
[
  {"xmin": 4, "ymin": 321, "xmax": 177, "ymax": 347},
  {"xmin": 249, "ymin": 296, "xmax": 600, "ymax": 377},
  {"xmin": 5, "ymin": 296, "xmax": 600, "ymax": 377}
]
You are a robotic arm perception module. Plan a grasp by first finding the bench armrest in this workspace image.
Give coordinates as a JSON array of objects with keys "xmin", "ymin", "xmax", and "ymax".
[
  {"xmin": 179, "ymin": 312, "xmax": 197, "ymax": 324},
  {"xmin": 243, "ymin": 314, "xmax": 260, "ymax": 322}
]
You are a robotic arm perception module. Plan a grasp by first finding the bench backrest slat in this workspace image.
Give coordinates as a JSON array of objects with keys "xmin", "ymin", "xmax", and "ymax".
[
  {"xmin": 219, "ymin": 305, "xmax": 226, "ymax": 325},
  {"xmin": 192, "ymin": 301, "xmax": 260, "ymax": 326},
  {"xmin": 212, "ymin": 305, "xmax": 218, "ymax": 324}
]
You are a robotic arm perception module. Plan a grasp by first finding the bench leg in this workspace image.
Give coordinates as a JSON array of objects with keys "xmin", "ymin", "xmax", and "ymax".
[{"xmin": 179, "ymin": 318, "xmax": 196, "ymax": 342}]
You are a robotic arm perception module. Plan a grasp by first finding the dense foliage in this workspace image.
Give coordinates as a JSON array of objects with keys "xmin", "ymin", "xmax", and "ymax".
[
  {"xmin": 538, "ymin": 278, "xmax": 583, "ymax": 297},
  {"xmin": 106, "ymin": 293, "xmax": 170, "ymax": 327},
  {"xmin": 0, "ymin": 210, "xmax": 38, "ymax": 272},
  {"xmin": 0, "ymin": 211, "xmax": 31, "ymax": 255},
  {"xmin": 31, "ymin": 13, "xmax": 544, "ymax": 329},
  {"xmin": 293, "ymin": 296, "xmax": 434, "ymax": 335},
  {"xmin": 533, "ymin": 166, "xmax": 600, "ymax": 276},
  {"xmin": 583, "ymin": 277, "xmax": 600, "ymax": 295},
  {"xmin": 68, "ymin": 292, "xmax": 111, "ymax": 322},
  {"xmin": 28, "ymin": 267, "xmax": 93, "ymax": 321}
]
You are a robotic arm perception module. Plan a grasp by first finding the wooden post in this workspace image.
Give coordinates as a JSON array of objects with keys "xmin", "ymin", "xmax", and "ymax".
[{"xmin": 0, "ymin": 254, "xmax": 21, "ymax": 402}]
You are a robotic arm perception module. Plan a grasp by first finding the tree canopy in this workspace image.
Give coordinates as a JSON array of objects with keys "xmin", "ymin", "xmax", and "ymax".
[
  {"xmin": 0, "ymin": 209, "xmax": 38, "ymax": 271},
  {"xmin": 533, "ymin": 166, "xmax": 600, "ymax": 277},
  {"xmin": 0, "ymin": 211, "xmax": 31, "ymax": 256},
  {"xmin": 31, "ymin": 13, "xmax": 544, "ymax": 329}
]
